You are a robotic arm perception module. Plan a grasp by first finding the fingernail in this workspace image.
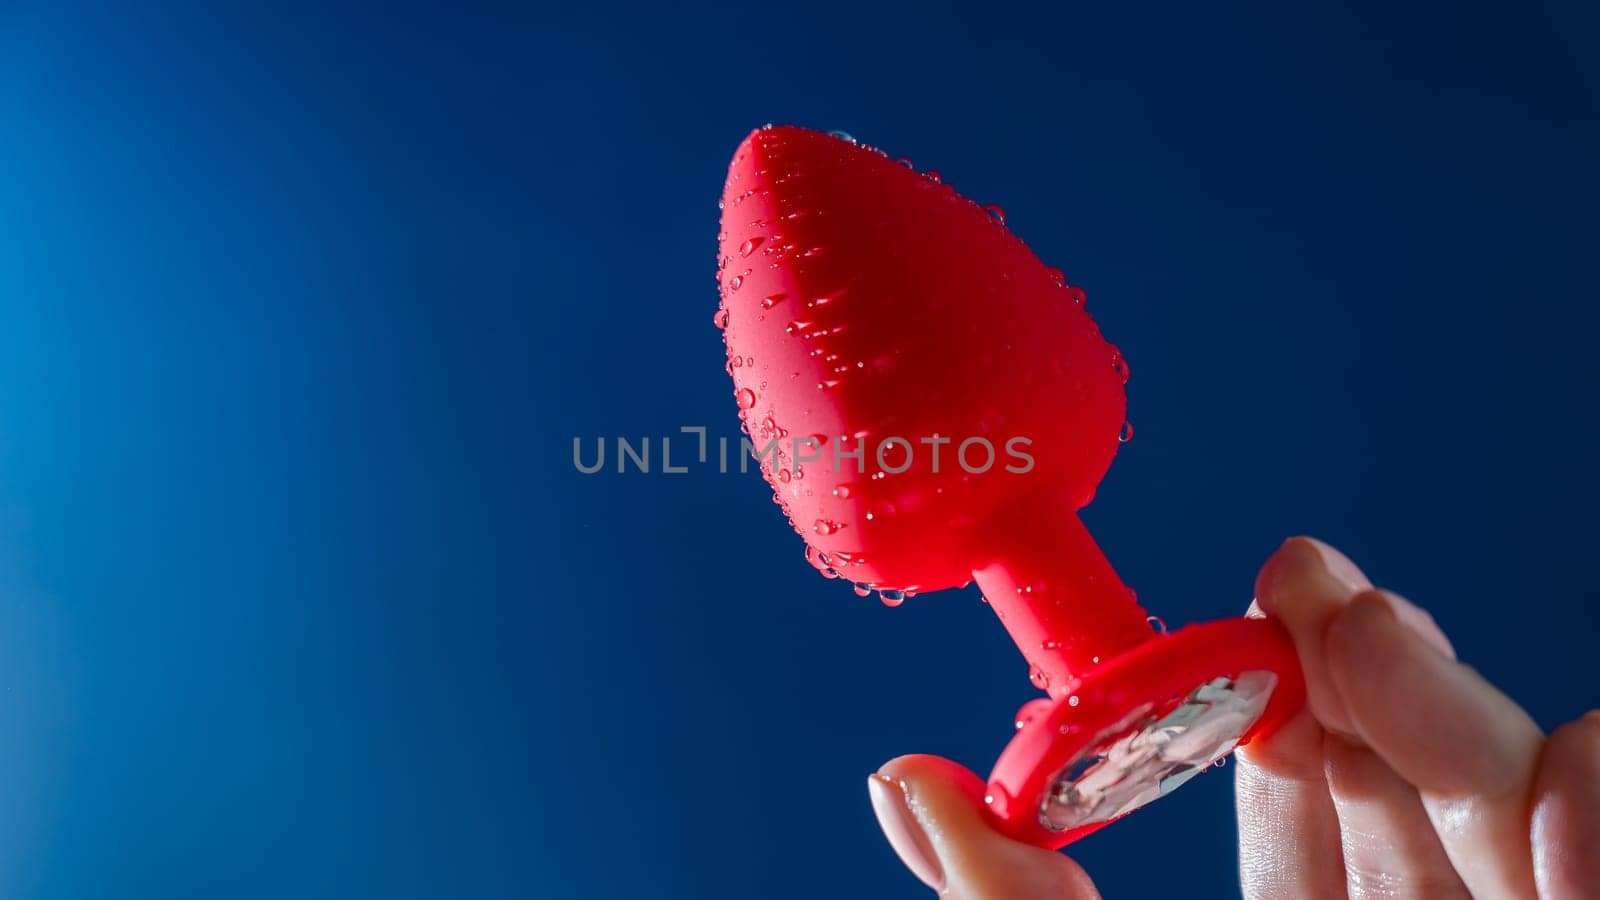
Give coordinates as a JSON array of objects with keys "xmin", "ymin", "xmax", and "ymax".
[
  {"xmin": 1329, "ymin": 590, "xmax": 1403, "ymax": 650},
  {"xmin": 867, "ymin": 773, "xmax": 945, "ymax": 892},
  {"xmin": 1297, "ymin": 536, "xmax": 1371, "ymax": 594},
  {"xmin": 1377, "ymin": 589, "xmax": 1456, "ymax": 660},
  {"xmin": 1334, "ymin": 591, "xmax": 1445, "ymax": 667}
]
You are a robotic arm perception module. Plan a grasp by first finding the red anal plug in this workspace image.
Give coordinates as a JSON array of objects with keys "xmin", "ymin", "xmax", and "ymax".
[{"xmin": 714, "ymin": 126, "xmax": 1304, "ymax": 848}]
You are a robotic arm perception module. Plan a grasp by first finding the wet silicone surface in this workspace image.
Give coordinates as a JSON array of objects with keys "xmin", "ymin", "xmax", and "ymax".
[{"xmin": 716, "ymin": 126, "xmax": 1304, "ymax": 847}]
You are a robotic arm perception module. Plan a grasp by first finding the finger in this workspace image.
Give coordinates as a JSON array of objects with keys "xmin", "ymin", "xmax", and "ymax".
[
  {"xmin": 1322, "ymin": 732, "xmax": 1469, "ymax": 898},
  {"xmin": 869, "ymin": 754, "xmax": 1099, "ymax": 899},
  {"xmin": 1253, "ymin": 540, "xmax": 1469, "ymax": 897},
  {"xmin": 1234, "ymin": 536, "xmax": 1367, "ymax": 899},
  {"xmin": 1325, "ymin": 591, "xmax": 1544, "ymax": 899},
  {"xmin": 1319, "ymin": 589, "xmax": 1467, "ymax": 899},
  {"xmin": 1254, "ymin": 536, "xmax": 1373, "ymax": 738},
  {"xmin": 1235, "ymin": 711, "xmax": 1348, "ymax": 899},
  {"xmin": 1530, "ymin": 712, "xmax": 1600, "ymax": 899},
  {"xmin": 1256, "ymin": 539, "xmax": 1457, "ymax": 739}
]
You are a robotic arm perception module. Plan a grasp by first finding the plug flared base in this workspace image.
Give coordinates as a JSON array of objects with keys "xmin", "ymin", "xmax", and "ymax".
[{"xmin": 984, "ymin": 617, "xmax": 1304, "ymax": 848}]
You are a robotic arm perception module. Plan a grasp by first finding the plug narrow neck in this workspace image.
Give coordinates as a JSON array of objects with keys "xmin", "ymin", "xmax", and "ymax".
[{"xmin": 972, "ymin": 505, "xmax": 1153, "ymax": 697}]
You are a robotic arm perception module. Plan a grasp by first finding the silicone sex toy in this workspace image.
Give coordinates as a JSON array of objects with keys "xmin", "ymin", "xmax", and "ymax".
[{"xmin": 714, "ymin": 126, "xmax": 1305, "ymax": 848}]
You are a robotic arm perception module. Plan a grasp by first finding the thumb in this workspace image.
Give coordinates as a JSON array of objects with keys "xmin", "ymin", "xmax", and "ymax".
[{"xmin": 868, "ymin": 754, "xmax": 1100, "ymax": 899}]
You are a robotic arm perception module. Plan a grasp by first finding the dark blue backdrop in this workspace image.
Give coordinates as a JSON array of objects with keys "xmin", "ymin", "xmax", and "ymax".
[{"xmin": 0, "ymin": 2, "xmax": 1595, "ymax": 897}]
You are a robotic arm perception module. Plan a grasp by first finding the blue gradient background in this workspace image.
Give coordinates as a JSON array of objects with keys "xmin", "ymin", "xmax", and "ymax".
[{"xmin": 0, "ymin": 2, "xmax": 1596, "ymax": 897}]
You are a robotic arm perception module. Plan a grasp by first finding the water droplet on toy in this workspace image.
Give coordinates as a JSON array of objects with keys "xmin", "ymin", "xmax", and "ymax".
[
  {"xmin": 1147, "ymin": 615, "xmax": 1167, "ymax": 634},
  {"xmin": 1068, "ymin": 695, "xmax": 1080, "ymax": 707},
  {"xmin": 1046, "ymin": 267, "xmax": 1066, "ymax": 287},
  {"xmin": 924, "ymin": 170, "xmax": 942, "ymax": 183},
  {"xmin": 853, "ymin": 584, "xmax": 871, "ymax": 597},
  {"xmin": 1014, "ymin": 698, "xmax": 1052, "ymax": 731},
  {"xmin": 984, "ymin": 204, "xmax": 1006, "ymax": 224},
  {"xmin": 735, "ymin": 389, "xmax": 756, "ymax": 410},
  {"xmin": 728, "ymin": 274, "xmax": 743, "ymax": 291},
  {"xmin": 761, "ymin": 294, "xmax": 784, "ymax": 309},
  {"xmin": 1213, "ymin": 756, "xmax": 1228, "ymax": 768},
  {"xmin": 739, "ymin": 237, "xmax": 763, "ymax": 257},
  {"xmin": 713, "ymin": 309, "xmax": 730, "ymax": 330},
  {"xmin": 1028, "ymin": 664, "xmax": 1051, "ymax": 691},
  {"xmin": 833, "ymin": 484, "xmax": 852, "ymax": 499},
  {"xmin": 1111, "ymin": 353, "xmax": 1130, "ymax": 383},
  {"xmin": 828, "ymin": 130, "xmax": 856, "ymax": 143},
  {"xmin": 1119, "ymin": 420, "xmax": 1135, "ymax": 443},
  {"xmin": 814, "ymin": 519, "xmax": 843, "ymax": 535},
  {"xmin": 880, "ymin": 589, "xmax": 906, "ymax": 607}
]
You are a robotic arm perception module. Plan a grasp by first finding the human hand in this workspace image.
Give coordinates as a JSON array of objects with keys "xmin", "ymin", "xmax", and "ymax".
[{"xmin": 867, "ymin": 537, "xmax": 1599, "ymax": 898}]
